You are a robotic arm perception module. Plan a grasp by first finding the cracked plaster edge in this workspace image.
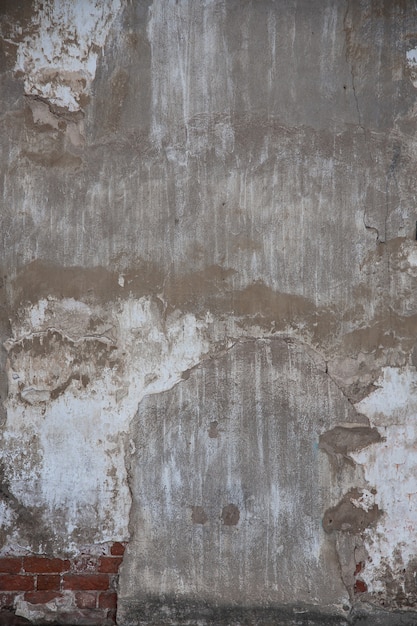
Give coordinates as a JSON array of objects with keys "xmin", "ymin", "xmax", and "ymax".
[
  {"xmin": 5, "ymin": 303, "xmax": 412, "ymax": 615},
  {"xmin": 1, "ymin": 293, "xmax": 405, "ymax": 600},
  {"xmin": 320, "ymin": 366, "xmax": 417, "ymax": 605}
]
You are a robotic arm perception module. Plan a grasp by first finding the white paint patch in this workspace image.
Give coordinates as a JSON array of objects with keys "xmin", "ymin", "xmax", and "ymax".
[
  {"xmin": 406, "ymin": 48, "xmax": 417, "ymax": 88},
  {"xmin": 14, "ymin": 0, "xmax": 121, "ymax": 111},
  {"xmin": 350, "ymin": 489, "xmax": 375, "ymax": 513},
  {"xmin": 2, "ymin": 297, "xmax": 210, "ymax": 552},
  {"xmin": 406, "ymin": 48, "xmax": 417, "ymax": 68},
  {"xmin": 352, "ymin": 367, "xmax": 417, "ymax": 591},
  {"xmin": 404, "ymin": 245, "xmax": 417, "ymax": 277}
]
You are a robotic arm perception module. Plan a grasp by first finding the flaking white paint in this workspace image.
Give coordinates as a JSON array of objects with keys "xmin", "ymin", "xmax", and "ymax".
[
  {"xmin": 406, "ymin": 47, "xmax": 417, "ymax": 87},
  {"xmin": 2, "ymin": 297, "xmax": 211, "ymax": 552},
  {"xmin": 352, "ymin": 367, "xmax": 417, "ymax": 591},
  {"xmin": 14, "ymin": 0, "xmax": 122, "ymax": 111}
]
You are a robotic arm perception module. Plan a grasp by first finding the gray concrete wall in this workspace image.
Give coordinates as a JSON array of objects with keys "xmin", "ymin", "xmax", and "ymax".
[{"xmin": 1, "ymin": 1, "xmax": 417, "ymax": 624}]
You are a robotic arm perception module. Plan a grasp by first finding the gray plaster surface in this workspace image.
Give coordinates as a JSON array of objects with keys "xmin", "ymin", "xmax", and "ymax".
[{"xmin": 1, "ymin": 1, "xmax": 417, "ymax": 624}]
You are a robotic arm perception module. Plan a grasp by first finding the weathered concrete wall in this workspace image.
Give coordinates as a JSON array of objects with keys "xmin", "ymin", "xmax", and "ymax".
[{"xmin": 1, "ymin": 0, "xmax": 417, "ymax": 624}]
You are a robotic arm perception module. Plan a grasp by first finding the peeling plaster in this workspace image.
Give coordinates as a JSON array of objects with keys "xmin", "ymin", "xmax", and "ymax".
[
  {"xmin": 2, "ymin": 297, "xmax": 212, "ymax": 552},
  {"xmin": 1, "ymin": 0, "xmax": 417, "ymax": 621},
  {"xmin": 13, "ymin": 0, "xmax": 122, "ymax": 111},
  {"xmin": 350, "ymin": 368, "xmax": 417, "ymax": 600}
]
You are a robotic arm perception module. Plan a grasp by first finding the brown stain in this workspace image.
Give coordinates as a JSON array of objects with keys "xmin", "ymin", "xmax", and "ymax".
[
  {"xmin": 11, "ymin": 263, "xmax": 318, "ymax": 334},
  {"xmin": 10, "ymin": 260, "xmax": 163, "ymax": 308},
  {"xmin": 164, "ymin": 265, "xmax": 237, "ymax": 312},
  {"xmin": 191, "ymin": 506, "xmax": 208, "ymax": 525},
  {"xmin": 8, "ymin": 259, "xmax": 417, "ymax": 362},
  {"xmin": 21, "ymin": 149, "xmax": 83, "ymax": 168},
  {"xmin": 341, "ymin": 314, "xmax": 417, "ymax": 356},
  {"xmin": 319, "ymin": 425, "xmax": 383, "ymax": 464},
  {"xmin": 167, "ymin": 270, "xmax": 333, "ymax": 339},
  {"xmin": 50, "ymin": 372, "xmax": 90, "ymax": 401},
  {"xmin": 221, "ymin": 504, "xmax": 240, "ymax": 526},
  {"xmin": 231, "ymin": 282, "xmax": 315, "ymax": 324},
  {"xmin": 208, "ymin": 421, "xmax": 219, "ymax": 438},
  {"xmin": 322, "ymin": 489, "xmax": 381, "ymax": 534}
]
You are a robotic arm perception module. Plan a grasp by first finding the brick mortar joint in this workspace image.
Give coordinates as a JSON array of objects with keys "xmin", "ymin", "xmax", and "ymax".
[{"xmin": 0, "ymin": 544, "xmax": 126, "ymax": 602}]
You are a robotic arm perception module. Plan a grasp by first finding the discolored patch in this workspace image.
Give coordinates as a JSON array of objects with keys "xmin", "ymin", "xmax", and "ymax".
[
  {"xmin": 208, "ymin": 421, "xmax": 219, "ymax": 438},
  {"xmin": 319, "ymin": 425, "xmax": 383, "ymax": 464},
  {"xmin": 7, "ymin": 328, "xmax": 117, "ymax": 404},
  {"xmin": 191, "ymin": 506, "xmax": 208, "ymax": 525},
  {"xmin": 221, "ymin": 504, "xmax": 240, "ymax": 526},
  {"xmin": 323, "ymin": 489, "xmax": 381, "ymax": 534}
]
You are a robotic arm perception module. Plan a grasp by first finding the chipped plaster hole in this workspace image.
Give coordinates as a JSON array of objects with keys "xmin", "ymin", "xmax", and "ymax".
[{"xmin": 221, "ymin": 504, "xmax": 240, "ymax": 526}]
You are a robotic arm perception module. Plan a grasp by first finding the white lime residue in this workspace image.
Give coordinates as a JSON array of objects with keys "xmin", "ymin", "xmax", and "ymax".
[
  {"xmin": 406, "ymin": 47, "xmax": 417, "ymax": 88},
  {"xmin": 406, "ymin": 48, "xmax": 417, "ymax": 68},
  {"xmin": 14, "ymin": 0, "xmax": 121, "ymax": 111},
  {"xmin": 2, "ymin": 297, "xmax": 210, "ymax": 550},
  {"xmin": 352, "ymin": 367, "xmax": 417, "ymax": 591}
]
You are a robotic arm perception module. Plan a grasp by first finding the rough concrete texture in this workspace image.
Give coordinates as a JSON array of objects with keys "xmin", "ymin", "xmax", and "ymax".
[{"xmin": 1, "ymin": 0, "xmax": 417, "ymax": 624}]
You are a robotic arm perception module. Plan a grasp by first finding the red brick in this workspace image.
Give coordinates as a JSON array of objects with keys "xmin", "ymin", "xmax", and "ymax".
[
  {"xmin": 354, "ymin": 579, "xmax": 368, "ymax": 594},
  {"xmin": 75, "ymin": 591, "xmax": 97, "ymax": 609},
  {"xmin": 98, "ymin": 591, "xmax": 117, "ymax": 610},
  {"xmin": 0, "ymin": 575, "xmax": 34, "ymax": 591},
  {"xmin": 25, "ymin": 590, "xmax": 61, "ymax": 604},
  {"xmin": 23, "ymin": 557, "xmax": 70, "ymax": 574},
  {"xmin": 63, "ymin": 574, "xmax": 109, "ymax": 591},
  {"xmin": 36, "ymin": 574, "xmax": 61, "ymax": 591},
  {"xmin": 110, "ymin": 542, "xmax": 126, "ymax": 556},
  {"xmin": 0, "ymin": 558, "xmax": 22, "ymax": 574},
  {"xmin": 98, "ymin": 557, "xmax": 123, "ymax": 574}
]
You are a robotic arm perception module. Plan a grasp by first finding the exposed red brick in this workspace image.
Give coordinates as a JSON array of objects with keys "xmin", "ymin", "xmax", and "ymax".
[
  {"xmin": 354, "ymin": 561, "xmax": 364, "ymax": 576},
  {"xmin": 63, "ymin": 574, "xmax": 109, "ymax": 591},
  {"xmin": 0, "ymin": 592, "xmax": 18, "ymax": 608},
  {"xmin": 37, "ymin": 574, "xmax": 61, "ymax": 591},
  {"xmin": 23, "ymin": 557, "xmax": 70, "ymax": 574},
  {"xmin": 0, "ymin": 558, "xmax": 22, "ymax": 574},
  {"xmin": 0, "ymin": 575, "xmax": 34, "ymax": 591},
  {"xmin": 98, "ymin": 591, "xmax": 117, "ymax": 610},
  {"xmin": 354, "ymin": 579, "xmax": 368, "ymax": 594},
  {"xmin": 25, "ymin": 590, "xmax": 61, "ymax": 604},
  {"xmin": 110, "ymin": 542, "xmax": 126, "ymax": 556},
  {"xmin": 75, "ymin": 591, "xmax": 97, "ymax": 609},
  {"xmin": 98, "ymin": 557, "xmax": 123, "ymax": 574}
]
